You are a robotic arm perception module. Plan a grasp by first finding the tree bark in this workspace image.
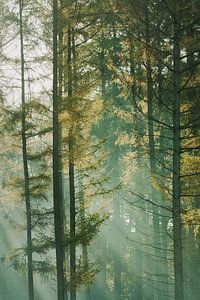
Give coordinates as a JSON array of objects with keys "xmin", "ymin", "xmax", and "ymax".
[
  {"xmin": 113, "ymin": 196, "xmax": 122, "ymax": 300},
  {"xmin": 79, "ymin": 186, "xmax": 91, "ymax": 300},
  {"xmin": 68, "ymin": 25, "xmax": 76, "ymax": 300},
  {"xmin": 145, "ymin": 4, "xmax": 161, "ymax": 299},
  {"xmin": 172, "ymin": 2, "xmax": 184, "ymax": 300},
  {"xmin": 53, "ymin": 1, "xmax": 65, "ymax": 299},
  {"xmin": 19, "ymin": 1, "xmax": 34, "ymax": 299}
]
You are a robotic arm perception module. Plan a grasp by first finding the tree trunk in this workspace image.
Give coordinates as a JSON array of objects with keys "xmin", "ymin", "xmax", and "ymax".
[
  {"xmin": 129, "ymin": 41, "xmax": 145, "ymax": 300},
  {"xmin": 113, "ymin": 197, "xmax": 122, "ymax": 300},
  {"xmin": 79, "ymin": 187, "xmax": 91, "ymax": 300},
  {"xmin": 58, "ymin": 5, "xmax": 68, "ymax": 299},
  {"xmin": 69, "ymin": 135, "xmax": 76, "ymax": 300},
  {"xmin": 172, "ymin": 2, "xmax": 184, "ymax": 299},
  {"xmin": 68, "ymin": 25, "xmax": 76, "ymax": 300},
  {"xmin": 19, "ymin": 1, "xmax": 34, "ymax": 299},
  {"xmin": 145, "ymin": 4, "xmax": 161, "ymax": 299},
  {"xmin": 53, "ymin": 1, "xmax": 65, "ymax": 299}
]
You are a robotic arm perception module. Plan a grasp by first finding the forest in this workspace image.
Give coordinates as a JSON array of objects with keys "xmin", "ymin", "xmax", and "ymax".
[{"xmin": 0, "ymin": 0, "xmax": 199, "ymax": 299}]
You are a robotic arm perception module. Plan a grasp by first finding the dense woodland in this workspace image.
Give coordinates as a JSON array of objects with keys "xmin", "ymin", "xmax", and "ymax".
[{"xmin": 0, "ymin": 0, "xmax": 200, "ymax": 299}]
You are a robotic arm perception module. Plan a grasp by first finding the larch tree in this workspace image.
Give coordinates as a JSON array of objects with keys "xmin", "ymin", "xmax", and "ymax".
[
  {"xmin": 0, "ymin": 1, "xmax": 200, "ymax": 300},
  {"xmin": 52, "ymin": 0, "xmax": 66, "ymax": 299},
  {"xmin": 19, "ymin": 0, "xmax": 34, "ymax": 299},
  {"xmin": 172, "ymin": 1, "xmax": 183, "ymax": 299}
]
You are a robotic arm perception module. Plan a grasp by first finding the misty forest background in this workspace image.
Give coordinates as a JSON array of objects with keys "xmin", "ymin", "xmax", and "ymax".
[{"xmin": 0, "ymin": 0, "xmax": 200, "ymax": 300}]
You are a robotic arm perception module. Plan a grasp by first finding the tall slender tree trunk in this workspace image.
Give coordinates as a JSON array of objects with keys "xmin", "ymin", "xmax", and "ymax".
[
  {"xmin": 68, "ymin": 25, "xmax": 76, "ymax": 300},
  {"xmin": 113, "ymin": 196, "xmax": 122, "ymax": 300},
  {"xmin": 58, "ymin": 8, "xmax": 68, "ymax": 300},
  {"xmin": 172, "ymin": 2, "xmax": 184, "ymax": 300},
  {"xmin": 159, "ymin": 126, "xmax": 170, "ymax": 298},
  {"xmin": 160, "ymin": 216, "xmax": 170, "ymax": 298},
  {"xmin": 112, "ymin": 30, "xmax": 122, "ymax": 300},
  {"xmin": 53, "ymin": 1, "xmax": 65, "ymax": 299},
  {"xmin": 79, "ymin": 187, "xmax": 91, "ymax": 300},
  {"xmin": 19, "ymin": 1, "xmax": 34, "ymax": 299},
  {"xmin": 145, "ymin": 4, "xmax": 161, "ymax": 299},
  {"xmin": 129, "ymin": 42, "xmax": 144, "ymax": 300},
  {"xmin": 69, "ymin": 134, "xmax": 76, "ymax": 300},
  {"xmin": 96, "ymin": 39, "xmax": 108, "ymax": 300}
]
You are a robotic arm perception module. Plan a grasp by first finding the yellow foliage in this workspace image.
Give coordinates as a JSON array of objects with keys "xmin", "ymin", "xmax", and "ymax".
[
  {"xmin": 152, "ymin": 176, "xmax": 171, "ymax": 201},
  {"xmin": 183, "ymin": 209, "xmax": 200, "ymax": 236}
]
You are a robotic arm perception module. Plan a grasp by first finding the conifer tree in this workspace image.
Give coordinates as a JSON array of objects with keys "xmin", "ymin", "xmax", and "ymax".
[
  {"xmin": 19, "ymin": 0, "xmax": 34, "ymax": 298},
  {"xmin": 52, "ymin": 0, "xmax": 65, "ymax": 299}
]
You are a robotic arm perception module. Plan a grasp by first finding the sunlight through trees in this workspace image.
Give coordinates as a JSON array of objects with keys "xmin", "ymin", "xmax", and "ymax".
[{"xmin": 0, "ymin": 1, "xmax": 200, "ymax": 300}]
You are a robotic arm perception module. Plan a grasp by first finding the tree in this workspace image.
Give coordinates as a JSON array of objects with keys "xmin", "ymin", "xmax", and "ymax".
[
  {"xmin": 0, "ymin": 1, "xmax": 200, "ymax": 299},
  {"xmin": 52, "ymin": 0, "xmax": 66, "ymax": 299},
  {"xmin": 19, "ymin": 0, "xmax": 34, "ymax": 298},
  {"xmin": 172, "ymin": 2, "xmax": 183, "ymax": 299}
]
